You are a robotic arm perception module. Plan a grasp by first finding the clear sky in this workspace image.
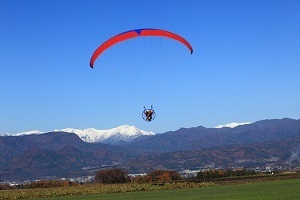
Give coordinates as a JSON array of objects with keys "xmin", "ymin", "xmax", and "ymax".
[{"xmin": 1, "ymin": 0, "xmax": 299, "ymax": 134}]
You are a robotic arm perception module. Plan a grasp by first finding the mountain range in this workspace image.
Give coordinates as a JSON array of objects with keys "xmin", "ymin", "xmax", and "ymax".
[
  {"xmin": 0, "ymin": 122, "xmax": 250, "ymax": 144},
  {"xmin": 0, "ymin": 122, "xmax": 249, "ymax": 144},
  {"xmin": 0, "ymin": 125, "xmax": 155, "ymax": 144},
  {"xmin": 0, "ymin": 118, "xmax": 299, "ymax": 180}
]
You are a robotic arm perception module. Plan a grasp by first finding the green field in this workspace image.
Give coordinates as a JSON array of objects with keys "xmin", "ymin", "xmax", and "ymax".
[{"xmin": 34, "ymin": 179, "xmax": 300, "ymax": 200}]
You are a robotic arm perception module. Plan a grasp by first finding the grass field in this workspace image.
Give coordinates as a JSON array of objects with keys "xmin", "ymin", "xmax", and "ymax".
[{"xmin": 34, "ymin": 178, "xmax": 300, "ymax": 200}]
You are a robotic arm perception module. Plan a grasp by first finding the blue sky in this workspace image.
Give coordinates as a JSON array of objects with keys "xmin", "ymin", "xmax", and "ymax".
[{"xmin": 1, "ymin": 0, "xmax": 299, "ymax": 134}]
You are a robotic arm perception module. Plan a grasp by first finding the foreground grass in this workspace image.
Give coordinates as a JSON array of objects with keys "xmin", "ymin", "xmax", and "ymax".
[{"xmin": 35, "ymin": 178, "xmax": 300, "ymax": 200}]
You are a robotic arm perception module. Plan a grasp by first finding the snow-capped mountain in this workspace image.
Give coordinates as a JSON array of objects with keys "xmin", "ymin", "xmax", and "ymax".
[
  {"xmin": 0, "ymin": 130, "xmax": 43, "ymax": 137},
  {"xmin": 54, "ymin": 125, "xmax": 155, "ymax": 143},
  {"xmin": 0, "ymin": 133, "xmax": 11, "ymax": 136},
  {"xmin": 214, "ymin": 122, "xmax": 251, "ymax": 128},
  {"xmin": 15, "ymin": 130, "xmax": 43, "ymax": 136},
  {"xmin": 0, "ymin": 125, "xmax": 155, "ymax": 144}
]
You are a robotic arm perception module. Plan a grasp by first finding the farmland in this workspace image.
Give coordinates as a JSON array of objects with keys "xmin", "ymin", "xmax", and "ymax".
[
  {"xmin": 0, "ymin": 175, "xmax": 299, "ymax": 200},
  {"xmin": 35, "ymin": 178, "xmax": 300, "ymax": 200}
]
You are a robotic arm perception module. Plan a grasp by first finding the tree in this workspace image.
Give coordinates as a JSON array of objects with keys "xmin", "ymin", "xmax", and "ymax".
[
  {"xmin": 95, "ymin": 168, "xmax": 129, "ymax": 184},
  {"xmin": 147, "ymin": 170, "xmax": 181, "ymax": 182},
  {"xmin": 196, "ymin": 171, "xmax": 205, "ymax": 180}
]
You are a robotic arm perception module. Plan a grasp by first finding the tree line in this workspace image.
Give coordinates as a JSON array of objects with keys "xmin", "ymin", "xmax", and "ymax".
[
  {"xmin": 0, "ymin": 180, "xmax": 78, "ymax": 190},
  {"xmin": 95, "ymin": 168, "xmax": 181, "ymax": 184},
  {"xmin": 196, "ymin": 169, "xmax": 257, "ymax": 180},
  {"xmin": 94, "ymin": 168, "xmax": 257, "ymax": 184}
]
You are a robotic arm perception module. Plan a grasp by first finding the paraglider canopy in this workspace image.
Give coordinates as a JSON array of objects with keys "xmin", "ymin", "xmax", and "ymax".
[{"xmin": 90, "ymin": 28, "xmax": 193, "ymax": 68}]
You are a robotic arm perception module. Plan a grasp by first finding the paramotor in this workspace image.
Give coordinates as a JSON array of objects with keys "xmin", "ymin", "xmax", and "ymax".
[{"xmin": 89, "ymin": 28, "xmax": 193, "ymax": 122}]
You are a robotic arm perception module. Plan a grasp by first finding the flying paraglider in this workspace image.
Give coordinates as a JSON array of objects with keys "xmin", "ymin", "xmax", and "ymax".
[{"xmin": 90, "ymin": 28, "xmax": 193, "ymax": 122}]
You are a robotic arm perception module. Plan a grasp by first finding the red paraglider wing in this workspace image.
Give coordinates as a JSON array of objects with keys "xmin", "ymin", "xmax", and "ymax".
[{"xmin": 90, "ymin": 28, "xmax": 193, "ymax": 68}]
